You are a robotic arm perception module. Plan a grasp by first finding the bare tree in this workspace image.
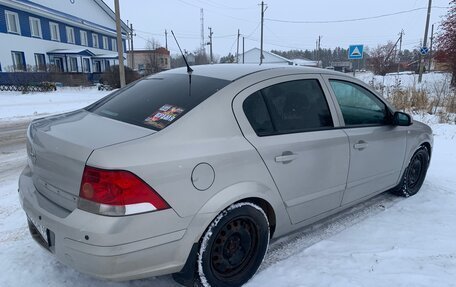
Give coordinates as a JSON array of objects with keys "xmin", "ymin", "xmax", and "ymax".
[
  {"xmin": 367, "ymin": 42, "xmax": 397, "ymax": 75},
  {"xmin": 435, "ymin": 0, "xmax": 456, "ymax": 86},
  {"xmin": 144, "ymin": 38, "xmax": 162, "ymax": 75},
  {"xmin": 194, "ymin": 50, "xmax": 209, "ymax": 65}
]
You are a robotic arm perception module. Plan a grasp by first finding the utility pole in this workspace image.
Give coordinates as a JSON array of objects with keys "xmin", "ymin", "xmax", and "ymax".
[
  {"xmin": 418, "ymin": 0, "xmax": 432, "ymax": 83},
  {"xmin": 260, "ymin": 1, "xmax": 267, "ymax": 65},
  {"xmin": 242, "ymin": 36, "xmax": 245, "ymax": 64},
  {"xmin": 317, "ymin": 35, "xmax": 322, "ymax": 67},
  {"xmin": 315, "ymin": 39, "xmax": 318, "ymax": 60},
  {"xmin": 236, "ymin": 29, "xmax": 240, "ymax": 63},
  {"xmin": 130, "ymin": 23, "xmax": 135, "ymax": 71},
  {"xmin": 428, "ymin": 23, "xmax": 435, "ymax": 72},
  {"xmin": 397, "ymin": 29, "xmax": 404, "ymax": 74},
  {"xmin": 207, "ymin": 27, "xmax": 213, "ymax": 64},
  {"xmin": 200, "ymin": 9, "xmax": 206, "ymax": 55},
  {"xmin": 126, "ymin": 20, "xmax": 131, "ymax": 52},
  {"xmin": 165, "ymin": 29, "xmax": 168, "ymax": 50},
  {"xmin": 114, "ymin": 0, "xmax": 125, "ymax": 87}
]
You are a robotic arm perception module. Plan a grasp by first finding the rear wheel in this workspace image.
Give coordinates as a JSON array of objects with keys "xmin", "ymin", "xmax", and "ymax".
[
  {"xmin": 392, "ymin": 146, "xmax": 429, "ymax": 197},
  {"xmin": 197, "ymin": 202, "xmax": 269, "ymax": 287}
]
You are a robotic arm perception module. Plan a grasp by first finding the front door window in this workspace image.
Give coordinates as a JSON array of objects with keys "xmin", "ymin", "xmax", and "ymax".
[{"xmin": 330, "ymin": 80, "xmax": 389, "ymax": 126}]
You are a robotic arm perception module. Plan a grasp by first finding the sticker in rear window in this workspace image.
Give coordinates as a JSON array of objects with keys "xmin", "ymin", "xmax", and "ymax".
[{"xmin": 144, "ymin": 105, "xmax": 185, "ymax": 129}]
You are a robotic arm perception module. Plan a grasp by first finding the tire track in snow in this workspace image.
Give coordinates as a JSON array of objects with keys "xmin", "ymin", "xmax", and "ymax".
[{"xmin": 262, "ymin": 192, "xmax": 403, "ymax": 270}]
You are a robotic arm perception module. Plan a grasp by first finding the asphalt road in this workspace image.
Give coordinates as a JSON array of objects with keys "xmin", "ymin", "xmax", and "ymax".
[
  {"xmin": 0, "ymin": 120, "xmax": 30, "ymax": 153},
  {"xmin": 0, "ymin": 120, "xmax": 30, "ymax": 179}
]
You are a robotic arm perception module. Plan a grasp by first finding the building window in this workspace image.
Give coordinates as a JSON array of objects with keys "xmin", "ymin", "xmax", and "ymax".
[
  {"xmin": 80, "ymin": 30, "xmax": 88, "ymax": 46},
  {"xmin": 82, "ymin": 58, "xmax": 91, "ymax": 73},
  {"xmin": 29, "ymin": 17, "xmax": 42, "ymax": 38},
  {"xmin": 50, "ymin": 22, "xmax": 60, "ymax": 41},
  {"xmin": 5, "ymin": 11, "xmax": 21, "ymax": 34},
  {"xmin": 103, "ymin": 36, "xmax": 109, "ymax": 50},
  {"xmin": 69, "ymin": 57, "xmax": 78, "ymax": 72},
  {"xmin": 11, "ymin": 51, "xmax": 26, "ymax": 71},
  {"xmin": 92, "ymin": 33, "xmax": 99, "ymax": 48},
  {"xmin": 34, "ymin": 53, "xmax": 46, "ymax": 71},
  {"xmin": 111, "ymin": 38, "xmax": 117, "ymax": 51},
  {"xmin": 66, "ymin": 26, "xmax": 75, "ymax": 44}
]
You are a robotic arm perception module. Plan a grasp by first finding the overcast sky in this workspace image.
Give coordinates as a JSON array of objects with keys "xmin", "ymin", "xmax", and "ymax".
[{"xmin": 106, "ymin": 0, "xmax": 450, "ymax": 58}]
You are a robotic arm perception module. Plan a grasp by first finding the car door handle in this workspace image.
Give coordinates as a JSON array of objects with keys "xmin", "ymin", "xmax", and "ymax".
[
  {"xmin": 275, "ymin": 152, "xmax": 298, "ymax": 163},
  {"xmin": 353, "ymin": 141, "xmax": 368, "ymax": 150}
]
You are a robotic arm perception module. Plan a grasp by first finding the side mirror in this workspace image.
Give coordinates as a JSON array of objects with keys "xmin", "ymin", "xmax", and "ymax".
[{"xmin": 393, "ymin": 111, "xmax": 412, "ymax": 126}]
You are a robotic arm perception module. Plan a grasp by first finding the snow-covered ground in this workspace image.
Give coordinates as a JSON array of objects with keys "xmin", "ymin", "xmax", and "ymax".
[
  {"xmin": 356, "ymin": 71, "xmax": 451, "ymax": 90},
  {"xmin": 0, "ymin": 87, "xmax": 110, "ymax": 122},
  {"xmin": 1, "ymin": 79, "xmax": 455, "ymax": 287}
]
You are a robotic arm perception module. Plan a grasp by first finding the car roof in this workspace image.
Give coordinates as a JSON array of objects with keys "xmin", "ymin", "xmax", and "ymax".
[{"xmin": 158, "ymin": 64, "xmax": 343, "ymax": 81}]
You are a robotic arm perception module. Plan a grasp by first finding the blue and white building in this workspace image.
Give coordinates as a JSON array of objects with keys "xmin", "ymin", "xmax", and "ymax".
[{"xmin": 0, "ymin": 0, "xmax": 129, "ymax": 73}]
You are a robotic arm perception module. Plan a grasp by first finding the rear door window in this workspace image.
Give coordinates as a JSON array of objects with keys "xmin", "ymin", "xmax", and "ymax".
[
  {"xmin": 242, "ymin": 91, "xmax": 274, "ymax": 136},
  {"xmin": 87, "ymin": 74, "xmax": 230, "ymax": 130},
  {"xmin": 243, "ymin": 79, "xmax": 333, "ymax": 135}
]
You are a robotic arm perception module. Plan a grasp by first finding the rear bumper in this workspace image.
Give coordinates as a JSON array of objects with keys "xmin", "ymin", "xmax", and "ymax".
[{"xmin": 18, "ymin": 165, "xmax": 204, "ymax": 281}]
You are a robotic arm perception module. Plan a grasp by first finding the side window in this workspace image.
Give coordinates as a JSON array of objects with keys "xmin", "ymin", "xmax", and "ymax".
[
  {"xmin": 330, "ymin": 80, "xmax": 389, "ymax": 126},
  {"xmin": 243, "ymin": 79, "xmax": 333, "ymax": 136},
  {"xmin": 243, "ymin": 91, "xmax": 274, "ymax": 136}
]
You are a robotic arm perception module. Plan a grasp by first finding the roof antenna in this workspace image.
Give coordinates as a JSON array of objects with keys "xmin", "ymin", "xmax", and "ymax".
[{"xmin": 171, "ymin": 30, "xmax": 193, "ymax": 96}]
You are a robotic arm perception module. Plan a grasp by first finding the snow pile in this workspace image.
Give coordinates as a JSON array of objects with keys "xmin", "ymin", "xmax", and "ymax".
[
  {"xmin": 356, "ymin": 71, "xmax": 450, "ymax": 89},
  {"xmin": 0, "ymin": 87, "xmax": 110, "ymax": 121}
]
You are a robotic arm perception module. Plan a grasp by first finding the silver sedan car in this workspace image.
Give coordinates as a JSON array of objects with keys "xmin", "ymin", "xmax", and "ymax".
[{"xmin": 19, "ymin": 65, "xmax": 432, "ymax": 287}]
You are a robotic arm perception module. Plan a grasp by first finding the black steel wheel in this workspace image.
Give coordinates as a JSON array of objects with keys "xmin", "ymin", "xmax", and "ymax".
[
  {"xmin": 197, "ymin": 202, "xmax": 269, "ymax": 287},
  {"xmin": 392, "ymin": 146, "xmax": 430, "ymax": 197}
]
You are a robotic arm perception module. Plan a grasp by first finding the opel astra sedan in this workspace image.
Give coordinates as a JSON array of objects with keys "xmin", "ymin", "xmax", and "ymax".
[{"xmin": 19, "ymin": 64, "xmax": 432, "ymax": 287}]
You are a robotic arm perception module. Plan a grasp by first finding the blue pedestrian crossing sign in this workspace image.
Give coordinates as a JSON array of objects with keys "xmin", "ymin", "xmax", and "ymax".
[{"xmin": 348, "ymin": 44, "xmax": 364, "ymax": 60}]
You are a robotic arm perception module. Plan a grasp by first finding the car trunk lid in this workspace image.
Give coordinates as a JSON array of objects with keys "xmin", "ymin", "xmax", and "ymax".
[{"xmin": 27, "ymin": 110, "xmax": 154, "ymax": 212}]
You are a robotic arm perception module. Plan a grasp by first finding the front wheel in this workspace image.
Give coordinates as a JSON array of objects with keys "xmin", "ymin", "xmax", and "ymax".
[
  {"xmin": 392, "ymin": 146, "xmax": 430, "ymax": 197},
  {"xmin": 197, "ymin": 202, "xmax": 270, "ymax": 287}
]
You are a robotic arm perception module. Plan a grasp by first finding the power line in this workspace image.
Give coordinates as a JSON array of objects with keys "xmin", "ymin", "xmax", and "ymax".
[
  {"xmin": 192, "ymin": 0, "xmax": 256, "ymax": 10},
  {"xmin": 265, "ymin": 6, "xmax": 449, "ymax": 24},
  {"xmin": 175, "ymin": 0, "xmax": 257, "ymax": 23}
]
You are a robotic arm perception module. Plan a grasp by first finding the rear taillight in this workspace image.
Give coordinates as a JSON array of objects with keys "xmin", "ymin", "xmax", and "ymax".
[{"xmin": 78, "ymin": 166, "xmax": 169, "ymax": 216}]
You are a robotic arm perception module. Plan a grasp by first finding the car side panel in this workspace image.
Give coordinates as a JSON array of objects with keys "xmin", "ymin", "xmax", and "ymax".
[
  {"xmin": 321, "ymin": 74, "xmax": 408, "ymax": 204},
  {"xmin": 341, "ymin": 126, "xmax": 407, "ymax": 204},
  {"xmin": 231, "ymin": 74, "xmax": 350, "ymax": 225}
]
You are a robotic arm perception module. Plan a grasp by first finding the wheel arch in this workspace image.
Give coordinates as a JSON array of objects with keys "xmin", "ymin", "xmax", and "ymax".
[
  {"xmin": 234, "ymin": 197, "xmax": 277, "ymax": 238},
  {"xmin": 194, "ymin": 181, "xmax": 286, "ymax": 240},
  {"xmin": 173, "ymin": 186, "xmax": 281, "ymax": 286},
  {"xmin": 421, "ymin": 141, "xmax": 432, "ymax": 160}
]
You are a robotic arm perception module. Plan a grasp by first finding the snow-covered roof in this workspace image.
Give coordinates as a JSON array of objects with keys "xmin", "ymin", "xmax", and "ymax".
[
  {"xmin": 93, "ymin": 53, "xmax": 125, "ymax": 59},
  {"xmin": 292, "ymin": 58, "xmax": 319, "ymax": 67},
  {"xmin": 240, "ymin": 48, "xmax": 293, "ymax": 65},
  {"xmin": 47, "ymin": 49, "xmax": 95, "ymax": 56}
]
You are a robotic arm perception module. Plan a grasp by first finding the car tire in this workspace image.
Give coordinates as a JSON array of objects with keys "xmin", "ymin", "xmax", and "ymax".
[
  {"xmin": 197, "ymin": 202, "xmax": 269, "ymax": 287},
  {"xmin": 391, "ymin": 146, "xmax": 430, "ymax": 197}
]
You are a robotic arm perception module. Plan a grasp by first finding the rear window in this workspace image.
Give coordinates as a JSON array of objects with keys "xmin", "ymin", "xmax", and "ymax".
[{"xmin": 86, "ymin": 74, "xmax": 230, "ymax": 130}]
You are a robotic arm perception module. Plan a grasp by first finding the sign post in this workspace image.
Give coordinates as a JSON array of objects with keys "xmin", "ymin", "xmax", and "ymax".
[{"xmin": 348, "ymin": 44, "xmax": 364, "ymax": 76}]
